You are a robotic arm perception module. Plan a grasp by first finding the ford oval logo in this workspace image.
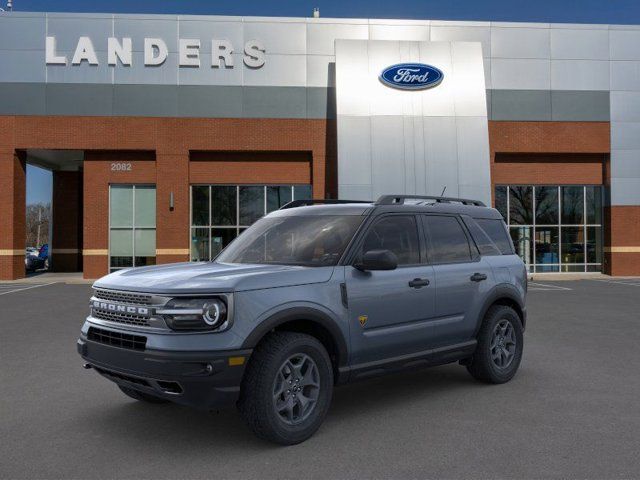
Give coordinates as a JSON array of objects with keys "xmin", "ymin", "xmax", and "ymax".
[{"xmin": 379, "ymin": 63, "xmax": 444, "ymax": 90}]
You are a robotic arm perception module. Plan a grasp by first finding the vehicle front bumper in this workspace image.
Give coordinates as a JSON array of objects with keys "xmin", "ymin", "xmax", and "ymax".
[{"xmin": 77, "ymin": 334, "xmax": 252, "ymax": 410}]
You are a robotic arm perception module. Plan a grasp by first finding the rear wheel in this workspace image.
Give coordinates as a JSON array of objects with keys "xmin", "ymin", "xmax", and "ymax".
[
  {"xmin": 466, "ymin": 305, "xmax": 523, "ymax": 384},
  {"xmin": 238, "ymin": 331, "xmax": 333, "ymax": 445},
  {"xmin": 118, "ymin": 385, "xmax": 169, "ymax": 404}
]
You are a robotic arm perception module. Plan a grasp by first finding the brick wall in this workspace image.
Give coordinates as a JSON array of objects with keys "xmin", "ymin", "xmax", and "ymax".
[{"xmin": 52, "ymin": 171, "xmax": 82, "ymax": 272}]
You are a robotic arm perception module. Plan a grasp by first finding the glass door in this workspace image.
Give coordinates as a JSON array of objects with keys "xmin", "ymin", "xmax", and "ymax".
[{"xmin": 109, "ymin": 185, "xmax": 156, "ymax": 271}]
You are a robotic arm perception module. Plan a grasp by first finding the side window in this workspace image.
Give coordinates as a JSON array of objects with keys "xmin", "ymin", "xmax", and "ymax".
[
  {"xmin": 463, "ymin": 217, "xmax": 501, "ymax": 256},
  {"xmin": 423, "ymin": 215, "xmax": 472, "ymax": 264},
  {"xmin": 475, "ymin": 218, "xmax": 515, "ymax": 255},
  {"xmin": 360, "ymin": 215, "xmax": 420, "ymax": 265}
]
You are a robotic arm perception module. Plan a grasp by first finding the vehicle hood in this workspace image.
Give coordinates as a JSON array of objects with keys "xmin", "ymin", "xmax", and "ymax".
[{"xmin": 93, "ymin": 262, "xmax": 335, "ymax": 294}]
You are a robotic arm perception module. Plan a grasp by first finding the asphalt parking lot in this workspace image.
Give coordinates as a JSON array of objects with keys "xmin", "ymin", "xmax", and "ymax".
[{"xmin": 1, "ymin": 279, "xmax": 640, "ymax": 479}]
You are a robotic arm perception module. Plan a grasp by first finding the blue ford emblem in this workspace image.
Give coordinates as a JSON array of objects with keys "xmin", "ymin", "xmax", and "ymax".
[{"xmin": 379, "ymin": 63, "xmax": 444, "ymax": 90}]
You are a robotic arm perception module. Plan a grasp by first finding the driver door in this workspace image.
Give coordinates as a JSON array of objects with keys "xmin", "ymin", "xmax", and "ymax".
[{"xmin": 345, "ymin": 214, "xmax": 436, "ymax": 366}]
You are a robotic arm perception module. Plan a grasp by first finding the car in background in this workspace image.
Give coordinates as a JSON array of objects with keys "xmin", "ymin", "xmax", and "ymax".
[{"xmin": 25, "ymin": 244, "xmax": 49, "ymax": 273}]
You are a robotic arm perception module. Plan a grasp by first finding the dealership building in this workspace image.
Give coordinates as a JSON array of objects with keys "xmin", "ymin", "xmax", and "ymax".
[{"xmin": 1, "ymin": 11, "xmax": 639, "ymax": 279}]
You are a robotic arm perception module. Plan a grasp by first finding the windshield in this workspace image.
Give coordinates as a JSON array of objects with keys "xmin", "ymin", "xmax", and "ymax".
[{"xmin": 216, "ymin": 215, "xmax": 364, "ymax": 267}]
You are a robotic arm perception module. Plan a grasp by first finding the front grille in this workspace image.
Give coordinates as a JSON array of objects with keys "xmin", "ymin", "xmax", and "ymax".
[
  {"xmin": 92, "ymin": 309, "xmax": 151, "ymax": 327},
  {"xmin": 94, "ymin": 289, "xmax": 152, "ymax": 305},
  {"xmin": 88, "ymin": 327, "xmax": 147, "ymax": 351}
]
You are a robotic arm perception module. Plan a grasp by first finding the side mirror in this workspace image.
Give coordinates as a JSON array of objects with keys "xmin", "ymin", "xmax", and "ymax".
[{"xmin": 354, "ymin": 249, "xmax": 398, "ymax": 271}]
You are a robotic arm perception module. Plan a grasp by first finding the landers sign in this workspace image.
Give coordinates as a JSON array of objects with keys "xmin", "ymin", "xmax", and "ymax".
[{"xmin": 45, "ymin": 36, "xmax": 266, "ymax": 68}]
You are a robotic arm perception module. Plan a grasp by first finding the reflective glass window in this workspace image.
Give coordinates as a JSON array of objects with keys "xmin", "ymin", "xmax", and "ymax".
[
  {"xmin": 561, "ymin": 186, "xmax": 584, "ymax": 225},
  {"xmin": 535, "ymin": 186, "xmax": 559, "ymax": 225},
  {"xmin": 509, "ymin": 186, "xmax": 533, "ymax": 225}
]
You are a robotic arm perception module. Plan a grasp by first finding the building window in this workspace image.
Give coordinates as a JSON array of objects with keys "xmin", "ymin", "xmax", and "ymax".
[
  {"xmin": 495, "ymin": 185, "xmax": 603, "ymax": 273},
  {"xmin": 109, "ymin": 185, "xmax": 156, "ymax": 272},
  {"xmin": 190, "ymin": 184, "xmax": 312, "ymax": 262}
]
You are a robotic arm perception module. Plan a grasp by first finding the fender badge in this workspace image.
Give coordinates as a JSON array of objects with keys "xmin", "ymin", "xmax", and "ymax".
[{"xmin": 358, "ymin": 315, "xmax": 368, "ymax": 327}]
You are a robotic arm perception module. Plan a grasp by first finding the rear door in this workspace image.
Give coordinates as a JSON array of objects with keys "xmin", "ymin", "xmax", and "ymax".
[
  {"xmin": 345, "ymin": 214, "xmax": 436, "ymax": 365},
  {"xmin": 421, "ymin": 214, "xmax": 494, "ymax": 346}
]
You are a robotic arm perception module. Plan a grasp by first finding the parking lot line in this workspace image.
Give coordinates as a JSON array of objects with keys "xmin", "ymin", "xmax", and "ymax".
[
  {"xmin": 587, "ymin": 278, "xmax": 640, "ymax": 287},
  {"xmin": 0, "ymin": 282, "xmax": 57, "ymax": 296},
  {"xmin": 528, "ymin": 282, "xmax": 572, "ymax": 291}
]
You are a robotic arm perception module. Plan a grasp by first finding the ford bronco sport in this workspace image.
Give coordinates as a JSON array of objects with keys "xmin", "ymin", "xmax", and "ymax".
[{"xmin": 77, "ymin": 195, "xmax": 527, "ymax": 445}]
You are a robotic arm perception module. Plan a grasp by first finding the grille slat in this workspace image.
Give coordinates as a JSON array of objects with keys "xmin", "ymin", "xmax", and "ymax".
[
  {"xmin": 92, "ymin": 309, "xmax": 151, "ymax": 327},
  {"xmin": 94, "ymin": 289, "xmax": 152, "ymax": 305},
  {"xmin": 88, "ymin": 327, "xmax": 147, "ymax": 351}
]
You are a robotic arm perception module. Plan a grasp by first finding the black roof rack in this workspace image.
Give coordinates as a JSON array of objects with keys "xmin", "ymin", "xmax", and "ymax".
[
  {"xmin": 279, "ymin": 199, "xmax": 372, "ymax": 210},
  {"xmin": 375, "ymin": 195, "xmax": 485, "ymax": 207}
]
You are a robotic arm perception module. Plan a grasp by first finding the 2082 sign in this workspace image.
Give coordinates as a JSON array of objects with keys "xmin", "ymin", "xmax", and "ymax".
[{"xmin": 110, "ymin": 162, "xmax": 132, "ymax": 172}]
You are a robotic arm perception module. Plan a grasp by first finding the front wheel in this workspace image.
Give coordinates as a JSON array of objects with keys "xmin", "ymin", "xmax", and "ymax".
[
  {"xmin": 238, "ymin": 331, "xmax": 334, "ymax": 445},
  {"xmin": 466, "ymin": 305, "xmax": 524, "ymax": 384}
]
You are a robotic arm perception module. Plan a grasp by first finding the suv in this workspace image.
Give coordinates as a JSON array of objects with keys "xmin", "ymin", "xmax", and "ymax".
[{"xmin": 77, "ymin": 195, "xmax": 527, "ymax": 445}]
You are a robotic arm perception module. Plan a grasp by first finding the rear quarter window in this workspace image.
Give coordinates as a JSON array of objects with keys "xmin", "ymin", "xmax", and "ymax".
[{"xmin": 475, "ymin": 218, "xmax": 515, "ymax": 255}]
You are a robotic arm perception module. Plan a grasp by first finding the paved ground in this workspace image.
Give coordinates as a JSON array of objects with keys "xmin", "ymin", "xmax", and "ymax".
[{"xmin": 1, "ymin": 279, "xmax": 640, "ymax": 479}]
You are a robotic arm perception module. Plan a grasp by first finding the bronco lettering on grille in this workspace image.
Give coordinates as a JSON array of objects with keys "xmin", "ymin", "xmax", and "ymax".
[{"xmin": 92, "ymin": 300, "xmax": 150, "ymax": 316}]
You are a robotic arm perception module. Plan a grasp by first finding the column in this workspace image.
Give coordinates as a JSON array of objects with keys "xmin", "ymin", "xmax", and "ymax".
[{"xmin": 0, "ymin": 150, "xmax": 26, "ymax": 280}]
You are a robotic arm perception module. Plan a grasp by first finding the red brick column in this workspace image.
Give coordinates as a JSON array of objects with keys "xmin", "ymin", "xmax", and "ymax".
[
  {"xmin": 0, "ymin": 150, "xmax": 26, "ymax": 280},
  {"xmin": 155, "ymin": 141, "xmax": 190, "ymax": 264},
  {"xmin": 51, "ymin": 171, "xmax": 82, "ymax": 272}
]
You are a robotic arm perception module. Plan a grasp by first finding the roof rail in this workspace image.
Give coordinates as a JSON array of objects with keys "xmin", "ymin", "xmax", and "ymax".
[
  {"xmin": 375, "ymin": 195, "xmax": 485, "ymax": 207},
  {"xmin": 279, "ymin": 199, "xmax": 372, "ymax": 210}
]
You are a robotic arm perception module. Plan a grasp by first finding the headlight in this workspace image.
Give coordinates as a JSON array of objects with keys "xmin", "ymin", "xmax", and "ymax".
[{"xmin": 158, "ymin": 298, "xmax": 228, "ymax": 331}]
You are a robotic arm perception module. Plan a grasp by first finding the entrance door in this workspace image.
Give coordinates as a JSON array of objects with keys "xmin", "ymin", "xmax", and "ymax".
[
  {"xmin": 346, "ymin": 214, "xmax": 436, "ymax": 365},
  {"xmin": 109, "ymin": 185, "xmax": 156, "ymax": 272}
]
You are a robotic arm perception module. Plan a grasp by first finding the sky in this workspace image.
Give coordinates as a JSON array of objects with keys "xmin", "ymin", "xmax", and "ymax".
[
  {"xmin": 7, "ymin": 0, "xmax": 640, "ymax": 24},
  {"xmin": 27, "ymin": 164, "xmax": 53, "ymax": 205},
  {"xmin": 16, "ymin": 0, "xmax": 639, "ymax": 205}
]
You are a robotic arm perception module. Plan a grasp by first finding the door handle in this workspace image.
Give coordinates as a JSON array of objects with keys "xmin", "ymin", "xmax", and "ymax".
[
  {"xmin": 408, "ymin": 278, "xmax": 430, "ymax": 288},
  {"xmin": 470, "ymin": 272, "xmax": 488, "ymax": 282}
]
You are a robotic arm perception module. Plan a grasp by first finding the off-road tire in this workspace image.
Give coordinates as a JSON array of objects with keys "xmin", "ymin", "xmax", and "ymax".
[
  {"xmin": 238, "ymin": 331, "xmax": 334, "ymax": 445},
  {"xmin": 118, "ymin": 385, "xmax": 169, "ymax": 404},
  {"xmin": 466, "ymin": 305, "xmax": 524, "ymax": 384}
]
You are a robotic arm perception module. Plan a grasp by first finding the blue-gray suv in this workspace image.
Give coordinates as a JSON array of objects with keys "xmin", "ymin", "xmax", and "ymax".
[{"xmin": 77, "ymin": 195, "xmax": 527, "ymax": 445}]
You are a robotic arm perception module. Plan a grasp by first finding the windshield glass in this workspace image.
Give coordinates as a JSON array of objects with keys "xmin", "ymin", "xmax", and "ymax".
[{"xmin": 216, "ymin": 215, "xmax": 364, "ymax": 267}]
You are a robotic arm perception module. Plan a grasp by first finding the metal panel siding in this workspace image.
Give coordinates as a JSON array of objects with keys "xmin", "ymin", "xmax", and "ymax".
[
  {"xmin": 114, "ymin": 52, "xmax": 179, "ymax": 85},
  {"xmin": 610, "ymin": 150, "xmax": 640, "ymax": 178},
  {"xmin": 306, "ymin": 22, "xmax": 369, "ymax": 56},
  {"xmin": 0, "ymin": 15, "xmax": 46, "ymax": 50},
  {"xmin": 306, "ymin": 55, "xmax": 335, "ymax": 87},
  {"xmin": 176, "ymin": 85, "xmax": 243, "ymax": 117},
  {"xmin": 550, "ymin": 28, "xmax": 609, "ymax": 60},
  {"xmin": 0, "ymin": 50, "xmax": 45, "ymax": 82},
  {"xmin": 241, "ymin": 86, "xmax": 307, "ymax": 118},
  {"xmin": 46, "ymin": 51, "xmax": 112, "ymax": 84},
  {"xmin": 610, "ymin": 30, "xmax": 640, "ymax": 61},
  {"xmin": 491, "ymin": 27, "xmax": 550, "ymax": 59},
  {"xmin": 306, "ymin": 87, "xmax": 335, "ymax": 119},
  {"xmin": 46, "ymin": 83, "xmax": 113, "ymax": 116},
  {"xmin": 177, "ymin": 20, "xmax": 243, "ymax": 53},
  {"xmin": 0, "ymin": 83, "xmax": 46, "ymax": 115},
  {"xmin": 611, "ymin": 61, "xmax": 640, "ymax": 91},
  {"xmin": 551, "ymin": 90, "xmax": 610, "ymax": 121},
  {"xmin": 610, "ymin": 177, "xmax": 640, "ymax": 205},
  {"xmin": 611, "ymin": 122, "xmax": 640, "ymax": 150},
  {"xmin": 46, "ymin": 16, "xmax": 112, "ymax": 53},
  {"xmin": 430, "ymin": 25, "xmax": 491, "ymax": 57},
  {"xmin": 491, "ymin": 58, "xmax": 551, "ymax": 89},
  {"xmin": 243, "ymin": 54, "xmax": 307, "ymax": 87},
  {"xmin": 336, "ymin": 39, "xmax": 490, "ymax": 205},
  {"xmin": 610, "ymin": 91, "xmax": 640, "ymax": 122},
  {"xmin": 336, "ymin": 115, "xmax": 372, "ymax": 187},
  {"xmin": 551, "ymin": 60, "xmax": 610, "ymax": 91},
  {"xmin": 243, "ymin": 21, "xmax": 306, "ymax": 55},
  {"xmin": 177, "ymin": 53, "xmax": 243, "ymax": 86},
  {"xmin": 112, "ymin": 84, "xmax": 179, "ymax": 116},
  {"xmin": 490, "ymin": 90, "xmax": 551, "ymax": 121},
  {"xmin": 114, "ymin": 17, "xmax": 179, "ymax": 52},
  {"xmin": 369, "ymin": 24, "xmax": 430, "ymax": 41}
]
